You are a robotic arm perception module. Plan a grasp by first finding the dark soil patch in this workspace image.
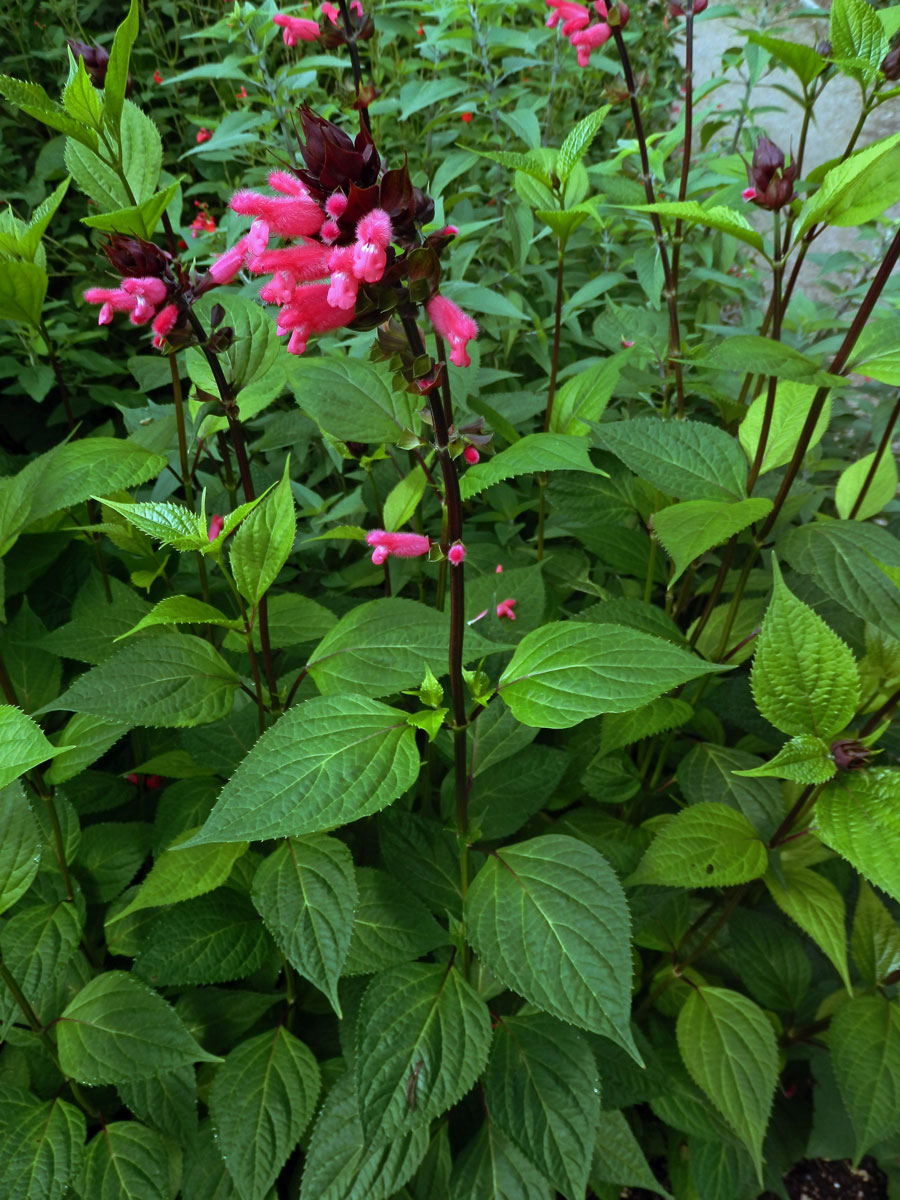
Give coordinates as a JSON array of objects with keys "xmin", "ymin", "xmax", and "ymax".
[{"xmin": 619, "ymin": 1155, "xmax": 887, "ymax": 1200}]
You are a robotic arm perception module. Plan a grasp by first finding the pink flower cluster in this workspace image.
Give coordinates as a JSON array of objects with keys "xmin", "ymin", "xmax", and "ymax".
[
  {"xmin": 83, "ymin": 276, "xmax": 179, "ymax": 345},
  {"xmin": 545, "ymin": 0, "xmax": 628, "ymax": 66},
  {"xmin": 273, "ymin": 13, "xmax": 321, "ymax": 45},
  {"xmin": 220, "ymin": 171, "xmax": 478, "ymax": 361},
  {"xmin": 365, "ymin": 530, "xmax": 466, "ymax": 566}
]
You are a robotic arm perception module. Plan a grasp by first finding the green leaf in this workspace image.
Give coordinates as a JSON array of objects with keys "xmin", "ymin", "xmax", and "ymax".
[
  {"xmin": 0, "ymin": 75, "xmax": 98, "ymax": 147},
  {"xmin": 780, "ymin": 519, "xmax": 900, "ymax": 643},
  {"xmin": 629, "ymin": 200, "xmax": 764, "ymax": 252},
  {"xmin": 835, "ymin": 449, "xmax": 898, "ymax": 521},
  {"xmin": 464, "ymin": 834, "xmax": 638, "ymax": 1058},
  {"xmin": 50, "ymin": 633, "xmax": 240, "ymax": 728},
  {"xmin": 693, "ymin": 336, "xmax": 843, "ymax": 388},
  {"xmin": 590, "ymin": 1109, "xmax": 674, "ymax": 1199},
  {"xmin": 852, "ymin": 880, "xmax": 900, "ymax": 987},
  {"xmin": 0, "ymin": 705, "xmax": 68, "ymax": 787},
  {"xmin": 0, "ymin": 1089, "xmax": 85, "ymax": 1200},
  {"xmin": 63, "ymin": 55, "xmax": 103, "ymax": 129},
  {"xmin": 81, "ymin": 181, "xmax": 180, "ymax": 241},
  {"xmin": 549, "ymin": 355, "xmax": 624, "ymax": 436},
  {"xmin": 830, "ymin": 995, "xmax": 900, "ymax": 1165},
  {"xmin": 118, "ymin": 1066, "xmax": 197, "ymax": 1143},
  {"xmin": 745, "ymin": 31, "xmax": 826, "ymax": 85},
  {"xmin": 735, "ymin": 734, "xmax": 837, "ymax": 784},
  {"xmin": 64, "ymin": 137, "xmax": 129, "ymax": 211},
  {"xmin": 654, "ymin": 498, "xmax": 772, "ymax": 585},
  {"xmin": 99, "ymin": 498, "xmax": 208, "ymax": 551},
  {"xmin": 830, "ymin": 0, "xmax": 890, "ymax": 78},
  {"xmin": 676, "ymin": 986, "xmax": 777, "ymax": 1180},
  {"xmin": 210, "ymin": 1027, "xmax": 320, "ymax": 1200},
  {"xmin": 0, "ymin": 259, "xmax": 47, "ymax": 327},
  {"xmin": 534, "ymin": 205, "xmax": 593, "ymax": 241},
  {"xmin": 119, "ymin": 100, "xmax": 162, "ymax": 204},
  {"xmin": 231, "ymin": 458, "xmax": 296, "ymax": 606},
  {"xmin": 382, "ymin": 465, "xmax": 427, "ymax": 532},
  {"xmin": 251, "ymin": 835, "xmax": 357, "ymax": 1015},
  {"xmin": 57, "ymin": 970, "xmax": 220, "ymax": 1084},
  {"xmin": 450, "ymin": 1122, "xmax": 553, "ymax": 1200},
  {"xmin": 343, "ymin": 867, "xmax": 449, "ymax": 976},
  {"xmin": 677, "ymin": 743, "xmax": 783, "ymax": 839},
  {"xmin": 182, "ymin": 695, "xmax": 420, "ymax": 844},
  {"xmin": 289, "ymin": 356, "xmax": 417, "ymax": 443},
  {"xmin": 81, "ymin": 1121, "xmax": 171, "ymax": 1200},
  {"xmin": 799, "ymin": 133, "xmax": 900, "ymax": 237},
  {"xmin": 116, "ymin": 595, "xmax": 241, "ymax": 640},
  {"xmin": 597, "ymin": 417, "xmax": 749, "ymax": 502},
  {"xmin": 113, "ymin": 830, "xmax": 247, "ymax": 920},
  {"xmin": 459, "ymin": 434, "xmax": 604, "ymax": 501},
  {"xmin": 45, "ymin": 714, "xmax": 132, "ymax": 785},
  {"xmin": 498, "ymin": 622, "xmax": 721, "ymax": 729},
  {"xmin": 739, "ymin": 382, "xmax": 831, "ymax": 474},
  {"xmin": 729, "ymin": 909, "xmax": 812, "ymax": 1014},
  {"xmin": 750, "ymin": 560, "xmax": 860, "ymax": 740},
  {"xmin": 0, "ymin": 890, "xmax": 84, "ymax": 1022},
  {"xmin": 300, "ymin": 1069, "xmax": 429, "ymax": 1200},
  {"xmin": 105, "ymin": 0, "xmax": 139, "ymax": 131},
  {"xmin": 765, "ymin": 865, "xmax": 852, "ymax": 991},
  {"xmin": 0, "ymin": 780, "xmax": 41, "ymax": 914},
  {"xmin": 18, "ymin": 177, "xmax": 71, "ymax": 261},
  {"xmin": 817, "ymin": 768, "xmax": 900, "ymax": 905},
  {"xmin": 629, "ymin": 804, "xmax": 768, "ymax": 888},
  {"xmin": 356, "ymin": 962, "xmax": 492, "ymax": 1140},
  {"xmin": 188, "ymin": 295, "xmax": 286, "ymax": 428},
  {"xmin": 135, "ymin": 890, "xmax": 276, "ymax": 986},
  {"xmin": 484, "ymin": 1013, "xmax": 599, "ymax": 1200},
  {"xmin": 557, "ymin": 105, "xmax": 610, "ymax": 180},
  {"xmin": 307, "ymin": 597, "xmax": 495, "ymax": 699}
]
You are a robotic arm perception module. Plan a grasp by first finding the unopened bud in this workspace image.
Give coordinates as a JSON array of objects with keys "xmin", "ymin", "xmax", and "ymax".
[{"xmin": 882, "ymin": 45, "xmax": 900, "ymax": 81}]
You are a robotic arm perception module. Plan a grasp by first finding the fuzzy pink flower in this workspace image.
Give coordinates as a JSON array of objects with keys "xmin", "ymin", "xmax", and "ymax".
[
  {"xmin": 325, "ymin": 192, "xmax": 348, "ymax": 218},
  {"xmin": 208, "ymin": 239, "xmax": 249, "ymax": 285},
  {"xmin": 268, "ymin": 170, "xmax": 310, "ymax": 197},
  {"xmin": 546, "ymin": 0, "xmax": 591, "ymax": 35},
  {"xmin": 352, "ymin": 209, "xmax": 392, "ymax": 283},
  {"xmin": 321, "ymin": 1, "xmax": 339, "ymax": 22},
  {"xmin": 273, "ymin": 13, "xmax": 321, "ymax": 45},
  {"xmin": 426, "ymin": 295, "xmax": 479, "ymax": 367},
  {"xmin": 247, "ymin": 218, "xmax": 270, "ymax": 255},
  {"xmin": 496, "ymin": 598, "xmax": 517, "ymax": 620},
  {"xmin": 231, "ymin": 189, "xmax": 324, "ymax": 238},
  {"xmin": 248, "ymin": 241, "xmax": 334, "ymax": 281},
  {"xmin": 463, "ymin": 445, "xmax": 480, "ymax": 465},
  {"xmin": 275, "ymin": 283, "xmax": 355, "ymax": 354},
  {"xmin": 196, "ymin": 127, "xmax": 212, "ymax": 144},
  {"xmin": 366, "ymin": 529, "xmax": 430, "ymax": 565},
  {"xmin": 84, "ymin": 286, "xmax": 136, "ymax": 324},
  {"xmin": 448, "ymin": 542, "xmax": 466, "ymax": 565},
  {"xmin": 570, "ymin": 21, "xmax": 612, "ymax": 66},
  {"xmin": 208, "ymin": 514, "xmax": 225, "ymax": 542},
  {"xmin": 152, "ymin": 303, "xmax": 179, "ymax": 338}
]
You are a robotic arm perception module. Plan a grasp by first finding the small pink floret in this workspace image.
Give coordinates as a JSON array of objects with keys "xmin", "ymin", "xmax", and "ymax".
[
  {"xmin": 497, "ymin": 598, "xmax": 517, "ymax": 620},
  {"xmin": 273, "ymin": 13, "xmax": 321, "ymax": 45},
  {"xmin": 152, "ymin": 303, "xmax": 179, "ymax": 339},
  {"xmin": 426, "ymin": 295, "xmax": 479, "ymax": 368},
  {"xmin": 209, "ymin": 239, "xmax": 248, "ymax": 285},
  {"xmin": 448, "ymin": 542, "xmax": 466, "ymax": 565},
  {"xmin": 742, "ymin": 186, "xmax": 758, "ymax": 202},
  {"xmin": 463, "ymin": 445, "xmax": 480, "ymax": 465},
  {"xmin": 208, "ymin": 514, "xmax": 225, "ymax": 542},
  {"xmin": 321, "ymin": 1, "xmax": 339, "ymax": 22},
  {"xmin": 366, "ymin": 530, "xmax": 431, "ymax": 563}
]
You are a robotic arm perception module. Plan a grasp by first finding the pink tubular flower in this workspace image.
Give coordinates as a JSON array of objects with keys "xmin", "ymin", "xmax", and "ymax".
[
  {"xmin": 326, "ymin": 248, "xmax": 360, "ymax": 309},
  {"xmin": 84, "ymin": 286, "xmax": 137, "ymax": 324},
  {"xmin": 208, "ymin": 239, "xmax": 250, "ymax": 285},
  {"xmin": 208, "ymin": 514, "xmax": 225, "ymax": 542},
  {"xmin": 321, "ymin": 1, "xmax": 339, "ymax": 22},
  {"xmin": 426, "ymin": 295, "xmax": 479, "ymax": 367},
  {"xmin": 366, "ymin": 529, "xmax": 430, "ymax": 565},
  {"xmin": 352, "ymin": 209, "xmax": 392, "ymax": 283},
  {"xmin": 231, "ymin": 189, "xmax": 324, "ymax": 238},
  {"xmin": 497, "ymin": 598, "xmax": 517, "ymax": 620},
  {"xmin": 448, "ymin": 542, "xmax": 466, "ymax": 565},
  {"xmin": 276, "ymin": 283, "xmax": 355, "ymax": 354},
  {"xmin": 546, "ymin": 0, "xmax": 591, "ymax": 35},
  {"xmin": 273, "ymin": 13, "xmax": 321, "ymax": 45},
  {"xmin": 570, "ymin": 21, "xmax": 612, "ymax": 66},
  {"xmin": 152, "ymin": 303, "xmax": 179, "ymax": 344},
  {"xmin": 249, "ymin": 241, "xmax": 334, "ymax": 281},
  {"xmin": 196, "ymin": 127, "xmax": 212, "ymax": 144},
  {"xmin": 463, "ymin": 445, "xmax": 480, "ymax": 465}
]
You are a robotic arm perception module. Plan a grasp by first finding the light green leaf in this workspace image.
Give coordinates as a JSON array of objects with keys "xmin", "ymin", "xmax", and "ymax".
[
  {"xmin": 105, "ymin": 0, "xmax": 139, "ymax": 131},
  {"xmin": 852, "ymin": 880, "xmax": 900, "ymax": 987},
  {"xmin": 0, "ymin": 75, "xmax": 98, "ymax": 147},
  {"xmin": 251, "ymin": 835, "xmax": 357, "ymax": 1015},
  {"xmin": 113, "ymin": 830, "xmax": 247, "ymax": 920},
  {"xmin": 382, "ymin": 465, "xmax": 427, "ymax": 532},
  {"xmin": 599, "ymin": 697, "xmax": 693, "ymax": 757},
  {"xmin": 231, "ymin": 458, "xmax": 296, "ymax": 606},
  {"xmin": 817, "ymin": 768, "xmax": 900, "ymax": 904},
  {"xmin": 557, "ymin": 106, "xmax": 610, "ymax": 180},
  {"xmin": 629, "ymin": 804, "xmax": 768, "ymax": 888},
  {"xmin": 119, "ymin": 100, "xmax": 162, "ymax": 204},
  {"xmin": 676, "ymin": 986, "xmax": 777, "ymax": 1180},
  {"xmin": 750, "ymin": 560, "xmax": 860, "ymax": 740},
  {"xmin": 81, "ymin": 181, "xmax": 180, "ymax": 241},
  {"xmin": 549, "ymin": 356, "xmax": 624, "ymax": 436},
  {"xmin": 210, "ymin": 1027, "xmax": 320, "ymax": 1200},
  {"xmin": 590, "ymin": 1109, "xmax": 674, "ymax": 1198},
  {"xmin": 0, "ymin": 705, "xmax": 68, "ymax": 787},
  {"xmin": 830, "ymin": 995, "xmax": 900, "ymax": 1166},
  {"xmin": 116, "ymin": 595, "xmax": 241, "ymax": 640},
  {"xmin": 736, "ymin": 734, "xmax": 837, "ymax": 784},
  {"xmin": 464, "ymin": 834, "xmax": 638, "ymax": 1058},
  {"xmin": 0, "ymin": 259, "xmax": 47, "ymax": 327},
  {"xmin": 63, "ymin": 55, "xmax": 103, "ymax": 129},
  {"xmin": 745, "ymin": 31, "xmax": 827, "ymax": 85},
  {"xmin": 830, "ymin": 0, "xmax": 890, "ymax": 77},
  {"xmin": 534, "ymin": 206, "xmax": 592, "ymax": 241},
  {"xmin": 484, "ymin": 1013, "xmax": 599, "ymax": 1200},
  {"xmin": 57, "ymin": 970, "xmax": 221, "ymax": 1084},
  {"xmin": 0, "ymin": 780, "xmax": 41, "ymax": 914},
  {"xmin": 836, "ymin": 449, "xmax": 898, "ymax": 521},
  {"xmin": 307, "ymin": 597, "xmax": 496, "ymax": 699},
  {"xmin": 654, "ymin": 497, "xmax": 772, "ymax": 584},
  {"xmin": 765, "ymin": 865, "xmax": 852, "ymax": 991},
  {"xmin": 45, "ymin": 714, "xmax": 132, "ymax": 785},
  {"xmin": 356, "ymin": 963, "xmax": 492, "ymax": 1141},
  {"xmin": 50, "ymin": 633, "xmax": 240, "ymax": 728},
  {"xmin": 342, "ymin": 867, "xmax": 449, "ymax": 976},
  {"xmin": 64, "ymin": 137, "xmax": 129, "ymax": 210},
  {"xmin": 459, "ymin": 433, "xmax": 604, "ymax": 501},
  {"xmin": 498, "ymin": 622, "xmax": 721, "ymax": 729},
  {"xmin": 694, "ymin": 336, "xmax": 843, "ymax": 388},
  {"xmin": 0, "ymin": 1089, "xmax": 85, "ymax": 1200},
  {"xmin": 597, "ymin": 417, "xmax": 749, "ymax": 502},
  {"xmin": 630, "ymin": 200, "xmax": 764, "ymax": 252},
  {"xmin": 289, "ymin": 356, "xmax": 417, "ymax": 443},
  {"xmin": 181, "ymin": 695, "xmax": 420, "ymax": 845},
  {"xmin": 798, "ymin": 133, "xmax": 900, "ymax": 237},
  {"xmin": 450, "ymin": 1122, "xmax": 553, "ymax": 1200},
  {"xmin": 739, "ymin": 382, "xmax": 831, "ymax": 474},
  {"xmin": 80, "ymin": 1121, "xmax": 171, "ymax": 1200},
  {"xmin": 300, "ymin": 1069, "xmax": 429, "ymax": 1200},
  {"xmin": 99, "ymin": 498, "xmax": 208, "ymax": 551},
  {"xmin": 17, "ymin": 177, "xmax": 71, "ymax": 262}
]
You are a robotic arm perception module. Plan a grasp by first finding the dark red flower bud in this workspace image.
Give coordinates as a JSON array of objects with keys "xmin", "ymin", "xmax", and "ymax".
[
  {"xmin": 743, "ymin": 137, "xmax": 797, "ymax": 210},
  {"xmin": 66, "ymin": 38, "xmax": 133, "ymax": 95},
  {"xmin": 103, "ymin": 234, "xmax": 173, "ymax": 280},
  {"xmin": 882, "ymin": 45, "xmax": 900, "ymax": 81},
  {"xmin": 668, "ymin": 0, "xmax": 708, "ymax": 15},
  {"xmin": 831, "ymin": 738, "xmax": 871, "ymax": 771}
]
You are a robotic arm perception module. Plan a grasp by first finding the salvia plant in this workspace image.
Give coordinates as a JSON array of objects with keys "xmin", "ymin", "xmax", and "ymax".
[{"xmin": 2, "ymin": 0, "xmax": 900, "ymax": 1196}]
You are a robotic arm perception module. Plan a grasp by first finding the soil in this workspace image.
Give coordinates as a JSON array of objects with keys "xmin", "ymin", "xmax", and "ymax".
[{"xmin": 618, "ymin": 1155, "xmax": 888, "ymax": 1199}]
